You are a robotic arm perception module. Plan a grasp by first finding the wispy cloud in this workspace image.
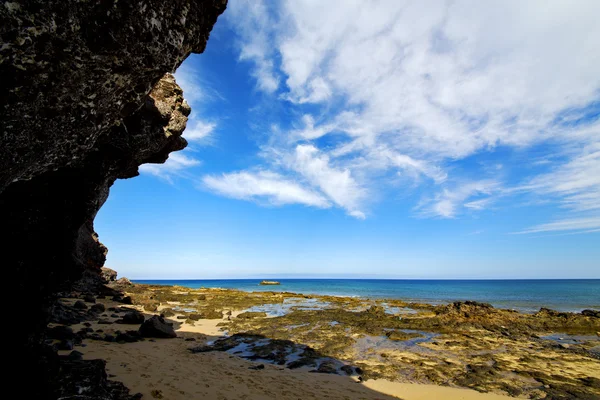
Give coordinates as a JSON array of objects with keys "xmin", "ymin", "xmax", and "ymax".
[
  {"xmin": 184, "ymin": 120, "xmax": 216, "ymax": 143},
  {"xmin": 416, "ymin": 180, "xmax": 500, "ymax": 218},
  {"xmin": 289, "ymin": 144, "xmax": 366, "ymax": 219},
  {"xmin": 202, "ymin": 170, "xmax": 330, "ymax": 208},
  {"xmin": 522, "ymin": 144, "xmax": 600, "ymax": 212},
  {"xmin": 513, "ymin": 216, "xmax": 600, "ymax": 234}
]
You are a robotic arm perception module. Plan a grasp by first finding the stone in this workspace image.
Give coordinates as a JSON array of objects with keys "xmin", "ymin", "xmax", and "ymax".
[
  {"xmin": 139, "ymin": 315, "xmax": 177, "ymax": 338},
  {"xmin": 118, "ymin": 311, "xmax": 145, "ymax": 325},
  {"xmin": 90, "ymin": 303, "xmax": 106, "ymax": 313},
  {"xmin": 104, "ymin": 334, "xmax": 115, "ymax": 343},
  {"xmin": 57, "ymin": 340, "xmax": 74, "ymax": 351},
  {"xmin": 73, "ymin": 300, "xmax": 88, "ymax": 310},
  {"xmin": 83, "ymin": 295, "xmax": 96, "ymax": 304},
  {"xmin": 116, "ymin": 331, "xmax": 141, "ymax": 343},
  {"xmin": 582, "ymin": 309, "xmax": 600, "ymax": 318},
  {"xmin": 47, "ymin": 326, "xmax": 75, "ymax": 341},
  {"xmin": 340, "ymin": 365, "xmax": 354, "ymax": 375},
  {"xmin": 68, "ymin": 350, "xmax": 84, "ymax": 361},
  {"xmin": 313, "ymin": 361, "xmax": 338, "ymax": 374},
  {"xmin": 249, "ymin": 364, "xmax": 265, "ymax": 370}
]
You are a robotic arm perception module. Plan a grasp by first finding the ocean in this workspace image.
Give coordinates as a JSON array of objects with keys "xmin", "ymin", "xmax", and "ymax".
[{"xmin": 132, "ymin": 279, "xmax": 600, "ymax": 313}]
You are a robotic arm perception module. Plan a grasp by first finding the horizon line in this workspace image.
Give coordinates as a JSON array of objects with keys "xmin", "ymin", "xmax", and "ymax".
[{"xmin": 129, "ymin": 277, "xmax": 600, "ymax": 281}]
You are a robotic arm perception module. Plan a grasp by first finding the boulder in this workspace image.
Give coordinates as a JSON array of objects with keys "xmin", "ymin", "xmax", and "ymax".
[
  {"xmin": 73, "ymin": 300, "xmax": 88, "ymax": 310},
  {"xmin": 90, "ymin": 303, "xmax": 106, "ymax": 313},
  {"xmin": 67, "ymin": 350, "xmax": 84, "ymax": 361},
  {"xmin": 116, "ymin": 331, "xmax": 142, "ymax": 343},
  {"xmin": 582, "ymin": 309, "xmax": 600, "ymax": 318},
  {"xmin": 138, "ymin": 315, "xmax": 177, "ymax": 338},
  {"xmin": 118, "ymin": 311, "xmax": 145, "ymax": 325},
  {"xmin": 314, "ymin": 361, "xmax": 338, "ymax": 374},
  {"xmin": 47, "ymin": 326, "xmax": 75, "ymax": 341},
  {"xmin": 83, "ymin": 295, "xmax": 96, "ymax": 304}
]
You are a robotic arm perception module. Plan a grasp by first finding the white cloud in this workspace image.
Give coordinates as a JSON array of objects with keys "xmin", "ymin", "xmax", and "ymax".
[
  {"xmin": 290, "ymin": 144, "xmax": 366, "ymax": 218},
  {"xmin": 139, "ymin": 153, "xmax": 201, "ymax": 182},
  {"xmin": 523, "ymin": 144, "xmax": 600, "ymax": 211},
  {"xmin": 225, "ymin": 0, "xmax": 279, "ymax": 93},
  {"xmin": 514, "ymin": 216, "xmax": 600, "ymax": 234},
  {"xmin": 215, "ymin": 0, "xmax": 600, "ymax": 223},
  {"xmin": 184, "ymin": 120, "xmax": 216, "ymax": 142},
  {"xmin": 202, "ymin": 170, "xmax": 330, "ymax": 208},
  {"xmin": 417, "ymin": 180, "xmax": 500, "ymax": 218}
]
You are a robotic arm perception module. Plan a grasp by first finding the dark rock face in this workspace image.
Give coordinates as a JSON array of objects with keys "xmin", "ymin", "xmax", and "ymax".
[
  {"xmin": 1, "ymin": 1, "xmax": 226, "ymax": 398},
  {"xmin": 1, "ymin": 0, "xmax": 227, "ymax": 189}
]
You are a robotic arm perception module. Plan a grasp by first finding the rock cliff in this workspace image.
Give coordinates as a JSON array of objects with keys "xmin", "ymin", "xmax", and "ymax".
[{"xmin": 0, "ymin": 0, "xmax": 226, "ymax": 397}]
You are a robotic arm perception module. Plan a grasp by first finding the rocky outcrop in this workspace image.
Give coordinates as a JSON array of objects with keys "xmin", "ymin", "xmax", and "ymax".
[
  {"xmin": 101, "ymin": 268, "xmax": 118, "ymax": 283},
  {"xmin": 1, "ymin": 1, "xmax": 226, "ymax": 398}
]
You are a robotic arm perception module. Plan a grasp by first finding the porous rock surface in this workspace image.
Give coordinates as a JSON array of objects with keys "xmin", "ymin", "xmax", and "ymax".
[{"xmin": 1, "ymin": 0, "xmax": 226, "ymax": 398}]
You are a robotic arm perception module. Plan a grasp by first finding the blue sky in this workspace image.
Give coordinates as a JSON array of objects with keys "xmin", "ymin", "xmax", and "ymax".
[{"xmin": 96, "ymin": 0, "xmax": 600, "ymax": 279}]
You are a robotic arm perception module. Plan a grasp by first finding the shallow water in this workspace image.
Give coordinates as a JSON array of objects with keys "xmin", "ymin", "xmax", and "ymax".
[
  {"xmin": 243, "ymin": 297, "xmax": 332, "ymax": 317},
  {"xmin": 135, "ymin": 278, "xmax": 600, "ymax": 313},
  {"xmin": 540, "ymin": 333, "xmax": 599, "ymax": 344},
  {"xmin": 354, "ymin": 330, "xmax": 439, "ymax": 359}
]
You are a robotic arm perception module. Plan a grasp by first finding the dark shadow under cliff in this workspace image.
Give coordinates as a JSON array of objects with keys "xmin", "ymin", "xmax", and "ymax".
[{"xmin": 0, "ymin": 1, "xmax": 227, "ymax": 398}]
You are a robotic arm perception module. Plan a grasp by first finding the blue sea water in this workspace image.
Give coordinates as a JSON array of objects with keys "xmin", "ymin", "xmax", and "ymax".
[{"xmin": 132, "ymin": 279, "xmax": 600, "ymax": 313}]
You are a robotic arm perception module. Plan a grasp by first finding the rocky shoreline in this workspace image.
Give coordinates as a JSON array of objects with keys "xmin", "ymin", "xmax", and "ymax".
[{"xmin": 47, "ymin": 276, "xmax": 600, "ymax": 399}]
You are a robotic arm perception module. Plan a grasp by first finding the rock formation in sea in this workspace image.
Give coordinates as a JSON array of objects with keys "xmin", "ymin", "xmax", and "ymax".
[{"xmin": 0, "ymin": 1, "xmax": 227, "ymax": 397}]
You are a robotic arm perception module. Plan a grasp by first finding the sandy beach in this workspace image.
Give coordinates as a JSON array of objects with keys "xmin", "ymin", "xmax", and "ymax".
[
  {"xmin": 52, "ymin": 285, "xmax": 599, "ymax": 400},
  {"xmin": 65, "ymin": 303, "xmax": 513, "ymax": 400}
]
